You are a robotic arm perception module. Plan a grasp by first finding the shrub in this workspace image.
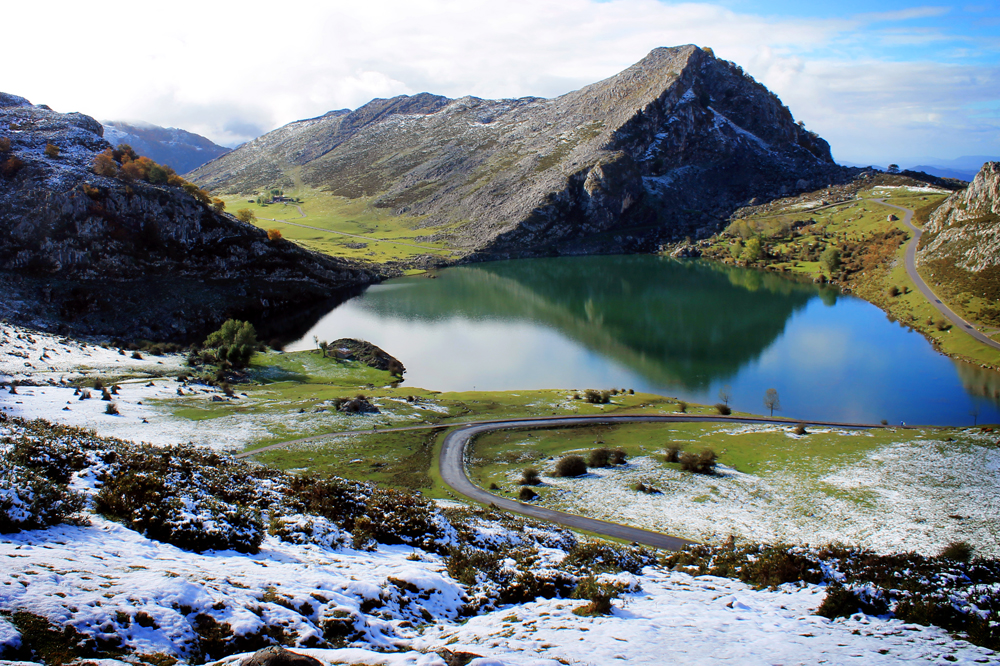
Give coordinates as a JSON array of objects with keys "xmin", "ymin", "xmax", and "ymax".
[
  {"xmin": 630, "ymin": 481, "xmax": 660, "ymax": 494},
  {"xmin": 92, "ymin": 150, "xmax": 117, "ymax": 177},
  {"xmin": 664, "ymin": 446, "xmax": 682, "ymax": 463},
  {"xmin": 940, "ymin": 541, "xmax": 973, "ymax": 562},
  {"xmin": 675, "ymin": 400, "xmax": 687, "ymax": 413},
  {"xmin": 554, "ymin": 455, "xmax": 588, "ymax": 477},
  {"xmin": 793, "ymin": 423, "xmax": 808, "ymax": 435},
  {"xmin": 935, "ymin": 318, "xmax": 950, "ymax": 331},
  {"xmin": 131, "ymin": 351, "xmax": 143, "ymax": 360},
  {"xmin": 105, "ymin": 402, "xmax": 119, "ymax": 415},
  {"xmin": 582, "ymin": 389, "xmax": 611, "ymax": 404},
  {"xmin": 519, "ymin": 487, "xmax": 539, "ymax": 501},
  {"xmin": 267, "ymin": 228, "xmax": 282, "ymax": 241},
  {"xmin": 610, "ymin": 449, "xmax": 627, "ymax": 465},
  {"xmin": 571, "ymin": 576, "xmax": 618, "ymax": 616},
  {"xmin": 679, "ymin": 449, "xmax": 717, "ymax": 474},
  {"xmin": 714, "ymin": 403, "xmax": 731, "ymax": 415},
  {"xmin": 887, "ymin": 285, "xmax": 900, "ymax": 297},
  {"xmin": 588, "ymin": 447, "xmax": 611, "ymax": 468},
  {"xmin": 95, "ymin": 470, "xmax": 264, "ymax": 553},
  {"xmin": 235, "ymin": 209, "xmax": 256, "ymax": 223},
  {"xmin": 519, "ymin": 467, "xmax": 540, "ymax": 485},
  {"xmin": 0, "ymin": 465, "xmax": 84, "ymax": 533},
  {"xmin": 44, "ymin": 143, "xmax": 59, "ymax": 158},
  {"xmin": 0, "ymin": 137, "xmax": 10, "ymax": 152},
  {"xmin": 1, "ymin": 155, "xmax": 24, "ymax": 178}
]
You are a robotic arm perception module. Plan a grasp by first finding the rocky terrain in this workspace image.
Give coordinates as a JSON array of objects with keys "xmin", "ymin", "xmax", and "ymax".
[
  {"xmin": 190, "ymin": 45, "xmax": 854, "ymax": 259},
  {"xmin": 102, "ymin": 120, "xmax": 231, "ymax": 174},
  {"xmin": 918, "ymin": 161, "xmax": 1000, "ymax": 272},
  {"xmin": 0, "ymin": 93, "xmax": 384, "ymax": 342}
]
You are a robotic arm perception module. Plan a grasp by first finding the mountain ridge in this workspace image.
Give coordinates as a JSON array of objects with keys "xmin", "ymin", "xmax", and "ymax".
[
  {"xmin": 190, "ymin": 46, "xmax": 854, "ymax": 260},
  {"xmin": 101, "ymin": 120, "xmax": 231, "ymax": 174}
]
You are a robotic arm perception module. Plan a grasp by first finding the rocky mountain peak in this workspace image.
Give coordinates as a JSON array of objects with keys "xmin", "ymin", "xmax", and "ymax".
[
  {"xmin": 919, "ymin": 162, "xmax": 1000, "ymax": 272},
  {"xmin": 190, "ymin": 46, "xmax": 852, "ymax": 260}
]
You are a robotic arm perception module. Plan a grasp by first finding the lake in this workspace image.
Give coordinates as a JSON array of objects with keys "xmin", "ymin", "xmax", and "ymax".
[{"xmin": 284, "ymin": 255, "xmax": 1000, "ymax": 426}]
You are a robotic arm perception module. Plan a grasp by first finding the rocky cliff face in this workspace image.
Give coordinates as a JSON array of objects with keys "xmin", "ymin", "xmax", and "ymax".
[
  {"xmin": 918, "ymin": 162, "xmax": 1000, "ymax": 272},
  {"xmin": 0, "ymin": 93, "xmax": 382, "ymax": 341},
  {"xmin": 101, "ymin": 121, "xmax": 231, "ymax": 175},
  {"xmin": 190, "ymin": 46, "xmax": 852, "ymax": 258}
]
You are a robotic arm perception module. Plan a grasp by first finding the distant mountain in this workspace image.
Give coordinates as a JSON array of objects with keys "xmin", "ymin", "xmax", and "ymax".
[
  {"xmin": 101, "ymin": 120, "xmax": 230, "ymax": 175},
  {"xmin": 908, "ymin": 165, "xmax": 977, "ymax": 182},
  {"xmin": 0, "ymin": 92, "xmax": 380, "ymax": 341},
  {"xmin": 190, "ymin": 45, "xmax": 853, "ymax": 259}
]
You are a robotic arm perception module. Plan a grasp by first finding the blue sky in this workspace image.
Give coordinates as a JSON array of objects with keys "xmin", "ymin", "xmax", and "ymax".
[{"xmin": 5, "ymin": 1, "xmax": 999, "ymax": 165}]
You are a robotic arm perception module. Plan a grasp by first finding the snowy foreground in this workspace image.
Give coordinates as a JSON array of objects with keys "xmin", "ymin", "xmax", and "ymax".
[{"xmin": 2, "ymin": 518, "xmax": 996, "ymax": 666}]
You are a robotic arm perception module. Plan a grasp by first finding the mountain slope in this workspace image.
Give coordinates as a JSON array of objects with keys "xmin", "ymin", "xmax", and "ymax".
[
  {"xmin": 190, "ymin": 46, "xmax": 852, "ymax": 259},
  {"xmin": 918, "ymin": 162, "xmax": 1000, "ymax": 272},
  {"xmin": 101, "ymin": 120, "xmax": 231, "ymax": 174},
  {"xmin": 0, "ymin": 93, "xmax": 381, "ymax": 341}
]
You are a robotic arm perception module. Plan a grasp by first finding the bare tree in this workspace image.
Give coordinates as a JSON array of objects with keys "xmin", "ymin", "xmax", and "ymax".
[
  {"xmin": 970, "ymin": 404, "xmax": 980, "ymax": 427},
  {"xmin": 718, "ymin": 384, "xmax": 732, "ymax": 407},
  {"xmin": 764, "ymin": 388, "xmax": 781, "ymax": 417}
]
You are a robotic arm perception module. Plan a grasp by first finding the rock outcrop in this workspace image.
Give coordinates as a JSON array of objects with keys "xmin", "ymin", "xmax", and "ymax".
[
  {"xmin": 102, "ymin": 120, "xmax": 231, "ymax": 174},
  {"xmin": 0, "ymin": 95, "xmax": 383, "ymax": 341},
  {"xmin": 918, "ymin": 162, "xmax": 1000, "ymax": 272},
  {"xmin": 190, "ymin": 45, "xmax": 853, "ymax": 259}
]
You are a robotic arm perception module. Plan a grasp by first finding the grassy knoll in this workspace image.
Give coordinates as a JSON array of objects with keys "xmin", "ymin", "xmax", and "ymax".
[
  {"xmin": 699, "ymin": 184, "xmax": 1000, "ymax": 367},
  {"xmin": 220, "ymin": 190, "xmax": 462, "ymax": 263}
]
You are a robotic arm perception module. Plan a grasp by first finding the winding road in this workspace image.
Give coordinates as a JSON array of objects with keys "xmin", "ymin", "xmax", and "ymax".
[
  {"xmin": 875, "ymin": 199, "xmax": 1000, "ymax": 351},
  {"xmin": 241, "ymin": 413, "xmax": 878, "ymax": 551}
]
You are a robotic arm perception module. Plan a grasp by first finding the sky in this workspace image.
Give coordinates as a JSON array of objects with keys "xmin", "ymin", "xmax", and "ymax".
[{"xmin": 4, "ymin": 0, "xmax": 999, "ymax": 165}]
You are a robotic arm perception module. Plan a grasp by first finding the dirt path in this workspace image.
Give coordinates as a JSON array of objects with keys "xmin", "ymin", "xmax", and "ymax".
[{"xmin": 873, "ymin": 199, "xmax": 1000, "ymax": 352}]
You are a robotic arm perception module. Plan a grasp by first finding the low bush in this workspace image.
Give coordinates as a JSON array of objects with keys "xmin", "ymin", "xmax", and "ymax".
[
  {"xmin": 935, "ymin": 318, "xmax": 950, "ymax": 331},
  {"xmin": 714, "ymin": 403, "xmax": 731, "ymax": 415},
  {"xmin": 519, "ymin": 467, "xmax": 540, "ymax": 485},
  {"xmin": 105, "ymin": 402, "xmax": 119, "ymax": 416},
  {"xmin": 887, "ymin": 285, "xmax": 900, "ymax": 297},
  {"xmin": 554, "ymin": 455, "xmax": 588, "ymax": 477},
  {"xmin": 582, "ymin": 389, "xmax": 611, "ymax": 404},
  {"xmin": 0, "ymin": 464, "xmax": 85, "ymax": 533},
  {"xmin": 519, "ymin": 487, "xmax": 538, "ymax": 501},
  {"xmin": 1, "ymin": 155, "xmax": 25, "ymax": 178},
  {"xmin": 675, "ymin": 400, "xmax": 688, "ymax": 413},
  {"xmin": 793, "ymin": 423, "xmax": 808, "ymax": 435},
  {"xmin": 610, "ymin": 448, "xmax": 627, "ymax": 465},
  {"xmin": 679, "ymin": 449, "xmax": 717, "ymax": 474},
  {"xmin": 571, "ymin": 576, "xmax": 618, "ymax": 616},
  {"xmin": 267, "ymin": 228, "xmax": 282, "ymax": 241},
  {"xmin": 663, "ymin": 446, "xmax": 682, "ymax": 463},
  {"xmin": 630, "ymin": 481, "xmax": 660, "ymax": 494},
  {"xmin": 940, "ymin": 541, "xmax": 973, "ymax": 562},
  {"xmin": 588, "ymin": 447, "xmax": 611, "ymax": 468},
  {"xmin": 44, "ymin": 143, "xmax": 60, "ymax": 158}
]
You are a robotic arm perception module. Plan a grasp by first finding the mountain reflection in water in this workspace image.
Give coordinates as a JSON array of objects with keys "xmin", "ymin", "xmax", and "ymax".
[{"xmin": 287, "ymin": 255, "xmax": 1000, "ymax": 426}]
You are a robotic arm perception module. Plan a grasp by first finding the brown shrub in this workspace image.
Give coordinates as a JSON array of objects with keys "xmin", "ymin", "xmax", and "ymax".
[
  {"xmin": 610, "ymin": 449, "xmax": 627, "ymax": 465},
  {"xmin": 1, "ymin": 156, "xmax": 25, "ymax": 178},
  {"xmin": 519, "ymin": 467, "xmax": 540, "ymax": 485},
  {"xmin": 44, "ymin": 143, "xmax": 59, "ymax": 158},
  {"xmin": 664, "ymin": 446, "xmax": 682, "ymax": 463},
  {"xmin": 588, "ymin": 447, "xmax": 611, "ymax": 468},
  {"xmin": 518, "ymin": 486, "xmax": 539, "ymax": 501},
  {"xmin": 92, "ymin": 151, "xmax": 117, "ymax": 177},
  {"xmin": 675, "ymin": 400, "xmax": 688, "ymax": 413},
  {"xmin": 267, "ymin": 228, "xmax": 283, "ymax": 241},
  {"xmin": 679, "ymin": 449, "xmax": 717, "ymax": 474},
  {"xmin": 554, "ymin": 455, "xmax": 587, "ymax": 477},
  {"xmin": 715, "ymin": 403, "xmax": 732, "ymax": 415}
]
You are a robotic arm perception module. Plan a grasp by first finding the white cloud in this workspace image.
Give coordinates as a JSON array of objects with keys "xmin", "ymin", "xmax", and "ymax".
[{"xmin": 2, "ymin": 0, "xmax": 996, "ymax": 162}]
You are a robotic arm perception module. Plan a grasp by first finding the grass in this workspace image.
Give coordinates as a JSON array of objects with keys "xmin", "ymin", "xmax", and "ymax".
[
  {"xmin": 465, "ymin": 421, "xmax": 929, "ymax": 506},
  {"xmin": 220, "ymin": 189, "xmax": 462, "ymax": 263}
]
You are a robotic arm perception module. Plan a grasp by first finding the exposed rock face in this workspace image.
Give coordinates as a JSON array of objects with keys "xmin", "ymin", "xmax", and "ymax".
[
  {"xmin": 918, "ymin": 162, "xmax": 1000, "ymax": 272},
  {"xmin": 0, "ymin": 95, "xmax": 382, "ymax": 341},
  {"xmin": 190, "ymin": 45, "xmax": 852, "ymax": 259},
  {"xmin": 239, "ymin": 646, "xmax": 323, "ymax": 666},
  {"xmin": 102, "ymin": 120, "xmax": 231, "ymax": 174}
]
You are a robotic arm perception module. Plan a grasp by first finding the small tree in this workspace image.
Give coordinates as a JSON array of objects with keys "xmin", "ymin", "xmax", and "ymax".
[
  {"xmin": 718, "ymin": 384, "xmax": 731, "ymax": 407},
  {"xmin": 202, "ymin": 319, "xmax": 261, "ymax": 369},
  {"xmin": 741, "ymin": 236, "xmax": 762, "ymax": 263},
  {"xmin": 763, "ymin": 388, "xmax": 781, "ymax": 417},
  {"xmin": 820, "ymin": 247, "xmax": 840, "ymax": 274},
  {"xmin": 235, "ymin": 209, "xmax": 256, "ymax": 223},
  {"xmin": 92, "ymin": 150, "xmax": 118, "ymax": 177},
  {"xmin": 887, "ymin": 164, "xmax": 900, "ymax": 174},
  {"xmin": 267, "ymin": 228, "xmax": 283, "ymax": 241}
]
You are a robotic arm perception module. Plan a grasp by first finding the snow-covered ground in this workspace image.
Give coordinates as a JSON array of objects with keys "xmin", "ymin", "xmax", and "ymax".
[
  {"xmin": 530, "ymin": 425, "xmax": 1000, "ymax": 558},
  {"xmin": 2, "ymin": 518, "xmax": 995, "ymax": 666}
]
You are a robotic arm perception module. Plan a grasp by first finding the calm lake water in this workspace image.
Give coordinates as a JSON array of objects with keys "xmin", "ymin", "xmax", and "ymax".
[{"xmin": 286, "ymin": 255, "xmax": 1000, "ymax": 426}]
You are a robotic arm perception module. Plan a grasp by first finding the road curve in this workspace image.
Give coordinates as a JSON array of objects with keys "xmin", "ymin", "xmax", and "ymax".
[
  {"xmin": 874, "ymin": 199, "xmax": 1000, "ymax": 352},
  {"xmin": 437, "ymin": 414, "xmax": 876, "ymax": 551},
  {"xmin": 238, "ymin": 413, "xmax": 879, "ymax": 550}
]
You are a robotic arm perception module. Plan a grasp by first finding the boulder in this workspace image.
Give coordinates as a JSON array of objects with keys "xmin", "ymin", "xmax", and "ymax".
[{"xmin": 239, "ymin": 646, "xmax": 323, "ymax": 666}]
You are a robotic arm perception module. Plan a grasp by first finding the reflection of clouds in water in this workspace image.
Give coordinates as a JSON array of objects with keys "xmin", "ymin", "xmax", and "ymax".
[{"xmin": 289, "ymin": 304, "xmax": 641, "ymax": 392}]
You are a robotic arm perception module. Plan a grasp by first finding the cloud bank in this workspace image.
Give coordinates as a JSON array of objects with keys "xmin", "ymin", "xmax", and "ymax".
[{"xmin": 4, "ymin": 0, "xmax": 997, "ymax": 163}]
